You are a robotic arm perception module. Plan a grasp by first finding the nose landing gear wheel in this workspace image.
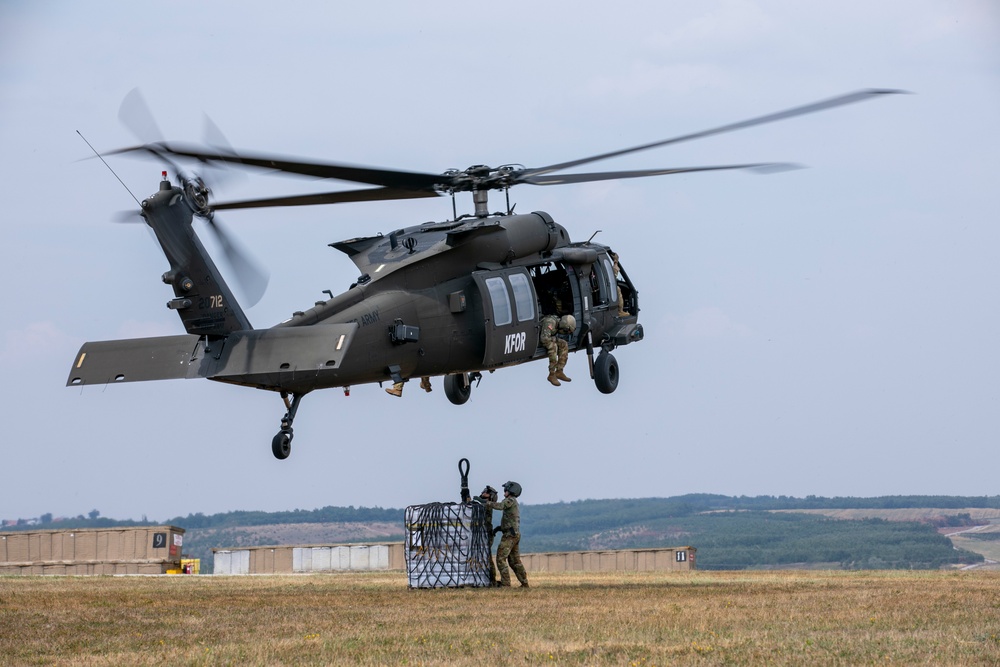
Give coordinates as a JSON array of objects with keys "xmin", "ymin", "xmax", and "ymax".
[
  {"xmin": 594, "ymin": 351, "xmax": 619, "ymax": 394},
  {"xmin": 272, "ymin": 430, "xmax": 292, "ymax": 459}
]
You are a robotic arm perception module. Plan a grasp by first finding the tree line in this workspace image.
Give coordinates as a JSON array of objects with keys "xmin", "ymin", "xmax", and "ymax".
[{"xmin": 4, "ymin": 495, "xmax": 993, "ymax": 571}]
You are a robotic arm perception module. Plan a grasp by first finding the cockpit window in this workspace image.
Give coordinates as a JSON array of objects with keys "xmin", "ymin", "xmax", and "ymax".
[
  {"xmin": 485, "ymin": 276, "xmax": 512, "ymax": 325},
  {"xmin": 508, "ymin": 273, "xmax": 535, "ymax": 322},
  {"xmin": 588, "ymin": 257, "xmax": 610, "ymax": 305},
  {"xmin": 602, "ymin": 257, "xmax": 617, "ymax": 301}
]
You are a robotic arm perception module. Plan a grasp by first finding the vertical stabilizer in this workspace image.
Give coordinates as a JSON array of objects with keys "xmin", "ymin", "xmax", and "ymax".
[{"xmin": 142, "ymin": 176, "xmax": 251, "ymax": 336}]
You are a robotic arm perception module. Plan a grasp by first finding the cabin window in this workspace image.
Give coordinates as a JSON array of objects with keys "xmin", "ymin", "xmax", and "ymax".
[
  {"xmin": 509, "ymin": 273, "xmax": 535, "ymax": 322},
  {"xmin": 531, "ymin": 263, "xmax": 572, "ymax": 317},
  {"xmin": 485, "ymin": 276, "xmax": 512, "ymax": 325}
]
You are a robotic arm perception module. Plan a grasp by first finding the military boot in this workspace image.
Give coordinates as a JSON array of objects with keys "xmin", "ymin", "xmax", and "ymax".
[
  {"xmin": 419, "ymin": 377, "xmax": 432, "ymax": 393},
  {"xmin": 547, "ymin": 373, "xmax": 561, "ymax": 387},
  {"xmin": 385, "ymin": 383, "xmax": 403, "ymax": 397},
  {"xmin": 555, "ymin": 370, "xmax": 572, "ymax": 383}
]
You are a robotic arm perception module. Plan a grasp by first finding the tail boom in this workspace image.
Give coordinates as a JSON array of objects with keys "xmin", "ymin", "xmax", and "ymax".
[{"xmin": 143, "ymin": 177, "xmax": 251, "ymax": 336}]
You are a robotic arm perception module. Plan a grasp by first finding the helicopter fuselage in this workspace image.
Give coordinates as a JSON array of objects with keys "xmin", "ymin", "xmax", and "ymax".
[
  {"xmin": 69, "ymin": 87, "xmax": 901, "ymax": 458},
  {"xmin": 67, "ymin": 181, "xmax": 643, "ymax": 400}
]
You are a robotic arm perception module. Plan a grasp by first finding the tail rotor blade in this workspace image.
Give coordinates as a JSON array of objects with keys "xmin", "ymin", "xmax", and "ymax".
[
  {"xmin": 200, "ymin": 113, "xmax": 247, "ymax": 190},
  {"xmin": 118, "ymin": 88, "xmax": 164, "ymax": 144},
  {"xmin": 204, "ymin": 217, "xmax": 270, "ymax": 307}
]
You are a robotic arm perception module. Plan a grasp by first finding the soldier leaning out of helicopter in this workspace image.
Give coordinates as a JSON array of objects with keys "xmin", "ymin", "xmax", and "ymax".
[
  {"xmin": 385, "ymin": 376, "xmax": 432, "ymax": 398},
  {"xmin": 539, "ymin": 313, "xmax": 576, "ymax": 387}
]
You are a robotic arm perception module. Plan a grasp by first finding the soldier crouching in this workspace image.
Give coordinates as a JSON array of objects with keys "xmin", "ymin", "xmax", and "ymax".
[{"xmin": 539, "ymin": 314, "xmax": 576, "ymax": 387}]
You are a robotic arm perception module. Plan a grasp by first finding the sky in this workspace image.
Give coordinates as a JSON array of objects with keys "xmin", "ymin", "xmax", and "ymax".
[{"xmin": 1, "ymin": 1, "xmax": 997, "ymax": 522}]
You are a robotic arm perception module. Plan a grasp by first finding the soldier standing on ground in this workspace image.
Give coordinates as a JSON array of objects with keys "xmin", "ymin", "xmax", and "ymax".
[
  {"xmin": 539, "ymin": 314, "xmax": 576, "ymax": 387},
  {"xmin": 483, "ymin": 481, "xmax": 529, "ymax": 588},
  {"xmin": 479, "ymin": 485, "xmax": 499, "ymax": 586}
]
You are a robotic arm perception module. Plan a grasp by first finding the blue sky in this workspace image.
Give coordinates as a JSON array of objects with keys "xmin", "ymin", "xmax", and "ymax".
[{"xmin": 0, "ymin": 1, "xmax": 997, "ymax": 521}]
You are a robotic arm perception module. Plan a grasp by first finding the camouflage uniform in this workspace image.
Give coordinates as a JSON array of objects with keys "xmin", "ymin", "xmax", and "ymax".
[
  {"xmin": 540, "ymin": 314, "xmax": 572, "ymax": 386},
  {"xmin": 385, "ymin": 376, "xmax": 432, "ymax": 397},
  {"xmin": 484, "ymin": 495, "xmax": 528, "ymax": 587},
  {"xmin": 479, "ymin": 488, "xmax": 498, "ymax": 585},
  {"xmin": 611, "ymin": 252, "xmax": 627, "ymax": 316}
]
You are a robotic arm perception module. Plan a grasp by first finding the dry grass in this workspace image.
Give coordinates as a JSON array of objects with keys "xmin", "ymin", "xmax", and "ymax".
[{"xmin": 1, "ymin": 570, "xmax": 999, "ymax": 665}]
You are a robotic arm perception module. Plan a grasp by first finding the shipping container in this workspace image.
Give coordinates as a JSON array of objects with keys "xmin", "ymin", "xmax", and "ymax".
[{"xmin": 0, "ymin": 526, "xmax": 186, "ymax": 575}]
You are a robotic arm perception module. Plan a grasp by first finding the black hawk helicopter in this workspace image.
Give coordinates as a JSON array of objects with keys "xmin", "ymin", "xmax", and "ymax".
[{"xmin": 67, "ymin": 89, "xmax": 902, "ymax": 459}]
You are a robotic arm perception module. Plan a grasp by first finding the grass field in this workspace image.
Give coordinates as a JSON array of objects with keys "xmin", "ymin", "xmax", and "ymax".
[{"xmin": 2, "ymin": 570, "xmax": 999, "ymax": 665}]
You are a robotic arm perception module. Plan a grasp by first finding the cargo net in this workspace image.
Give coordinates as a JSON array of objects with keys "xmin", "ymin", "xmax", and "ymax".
[{"xmin": 405, "ymin": 501, "xmax": 492, "ymax": 589}]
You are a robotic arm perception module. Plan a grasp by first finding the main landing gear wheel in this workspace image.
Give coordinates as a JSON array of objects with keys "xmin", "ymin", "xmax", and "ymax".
[
  {"xmin": 444, "ymin": 373, "xmax": 472, "ymax": 405},
  {"xmin": 594, "ymin": 351, "xmax": 619, "ymax": 394},
  {"xmin": 272, "ymin": 430, "xmax": 292, "ymax": 459}
]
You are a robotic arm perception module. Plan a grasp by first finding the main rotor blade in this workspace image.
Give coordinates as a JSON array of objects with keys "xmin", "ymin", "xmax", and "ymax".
[
  {"xmin": 149, "ymin": 144, "xmax": 449, "ymax": 191},
  {"xmin": 212, "ymin": 186, "xmax": 442, "ymax": 210},
  {"xmin": 520, "ymin": 162, "xmax": 801, "ymax": 186},
  {"xmin": 520, "ymin": 89, "xmax": 907, "ymax": 180}
]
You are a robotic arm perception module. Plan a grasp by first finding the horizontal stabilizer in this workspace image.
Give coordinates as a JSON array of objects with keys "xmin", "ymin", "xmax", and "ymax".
[
  {"xmin": 67, "ymin": 324, "xmax": 361, "ymax": 391},
  {"xmin": 67, "ymin": 335, "xmax": 204, "ymax": 386},
  {"xmin": 206, "ymin": 324, "xmax": 359, "ymax": 387}
]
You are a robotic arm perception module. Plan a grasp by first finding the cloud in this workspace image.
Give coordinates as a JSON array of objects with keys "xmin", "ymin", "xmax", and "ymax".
[
  {"xmin": 115, "ymin": 320, "xmax": 177, "ymax": 339},
  {"xmin": 0, "ymin": 320, "xmax": 174, "ymax": 373},
  {"xmin": 648, "ymin": 0, "xmax": 776, "ymax": 55},
  {"xmin": 0, "ymin": 321, "xmax": 77, "ymax": 365},
  {"xmin": 665, "ymin": 306, "xmax": 753, "ymax": 338},
  {"xmin": 587, "ymin": 61, "xmax": 732, "ymax": 99}
]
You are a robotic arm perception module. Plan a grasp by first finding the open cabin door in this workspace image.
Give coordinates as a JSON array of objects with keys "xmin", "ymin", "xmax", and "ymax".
[{"xmin": 472, "ymin": 268, "xmax": 539, "ymax": 367}]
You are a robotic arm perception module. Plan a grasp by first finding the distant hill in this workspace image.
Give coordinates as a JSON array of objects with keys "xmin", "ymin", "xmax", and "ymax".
[
  {"xmin": 5, "ymin": 495, "xmax": 997, "ymax": 572},
  {"xmin": 515, "ymin": 496, "xmax": 997, "ymax": 570}
]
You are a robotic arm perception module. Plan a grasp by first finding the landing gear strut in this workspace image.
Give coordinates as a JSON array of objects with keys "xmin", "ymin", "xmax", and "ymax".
[{"xmin": 272, "ymin": 391, "xmax": 305, "ymax": 459}]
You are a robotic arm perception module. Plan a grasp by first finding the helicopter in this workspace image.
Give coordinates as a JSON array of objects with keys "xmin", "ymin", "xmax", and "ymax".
[{"xmin": 67, "ymin": 89, "xmax": 902, "ymax": 459}]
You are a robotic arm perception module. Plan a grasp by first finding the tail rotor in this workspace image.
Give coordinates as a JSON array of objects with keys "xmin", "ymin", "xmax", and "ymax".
[{"xmin": 115, "ymin": 88, "xmax": 269, "ymax": 307}]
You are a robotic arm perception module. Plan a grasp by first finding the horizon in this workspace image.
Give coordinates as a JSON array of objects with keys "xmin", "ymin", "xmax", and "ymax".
[{"xmin": 6, "ymin": 491, "xmax": 1000, "ymax": 526}]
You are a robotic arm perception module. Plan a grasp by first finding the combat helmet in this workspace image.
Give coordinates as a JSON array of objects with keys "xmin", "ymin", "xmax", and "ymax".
[
  {"xmin": 481, "ymin": 485, "xmax": 498, "ymax": 502},
  {"xmin": 502, "ymin": 481, "xmax": 522, "ymax": 497},
  {"xmin": 558, "ymin": 314, "xmax": 576, "ymax": 333}
]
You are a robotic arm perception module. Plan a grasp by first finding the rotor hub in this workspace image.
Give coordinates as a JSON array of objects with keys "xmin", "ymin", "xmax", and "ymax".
[{"xmin": 183, "ymin": 177, "xmax": 213, "ymax": 219}]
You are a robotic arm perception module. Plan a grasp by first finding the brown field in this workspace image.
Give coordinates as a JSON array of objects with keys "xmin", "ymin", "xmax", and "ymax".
[
  {"xmin": 770, "ymin": 507, "xmax": 1000, "ymax": 523},
  {"xmin": 190, "ymin": 521, "xmax": 403, "ymax": 545},
  {"xmin": 1, "ymin": 570, "xmax": 999, "ymax": 666},
  {"xmin": 950, "ymin": 533, "xmax": 1000, "ymax": 566},
  {"xmin": 768, "ymin": 507, "xmax": 1000, "ymax": 567}
]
